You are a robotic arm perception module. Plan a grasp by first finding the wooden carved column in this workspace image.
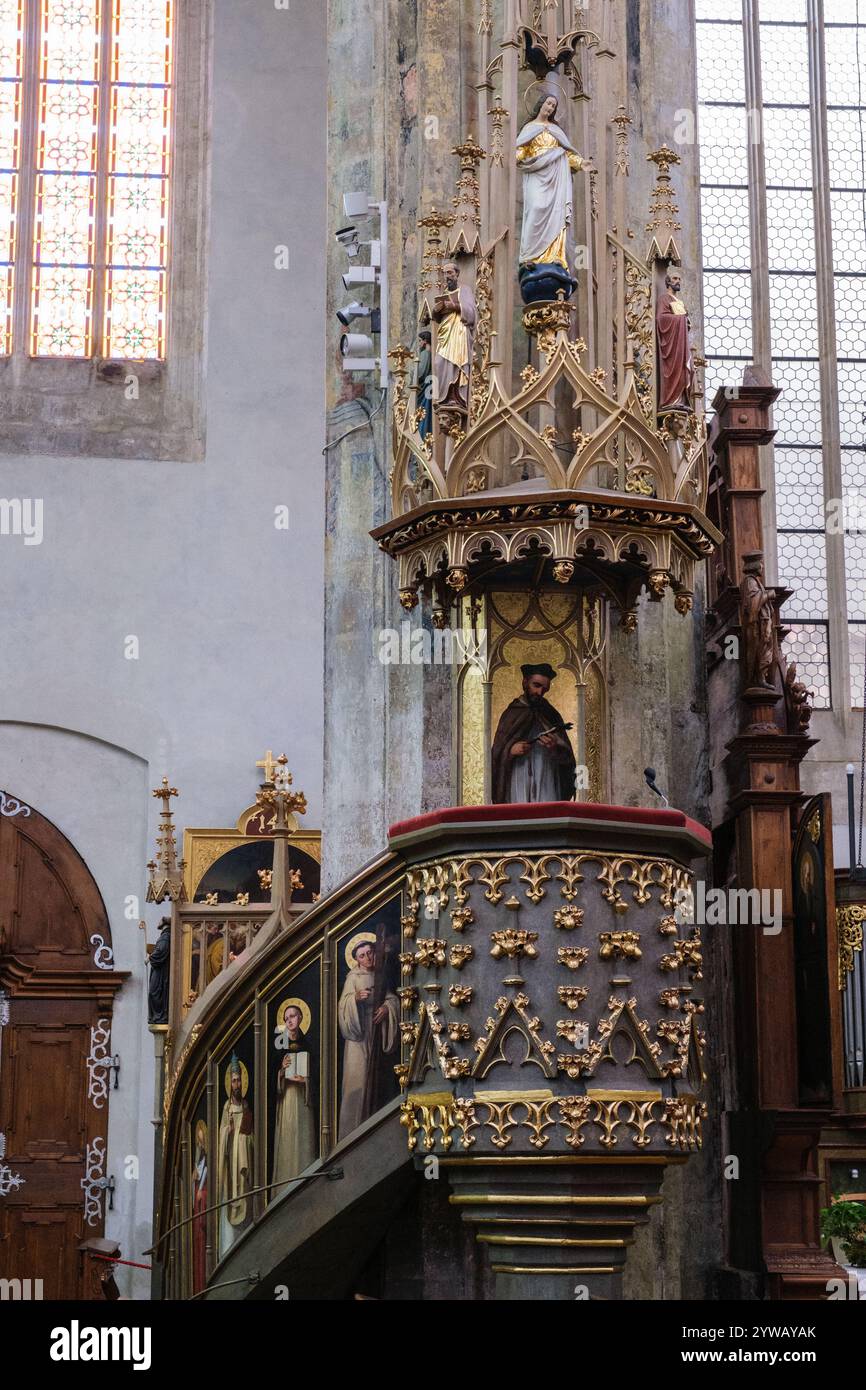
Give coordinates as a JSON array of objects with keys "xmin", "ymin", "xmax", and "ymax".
[{"xmin": 707, "ymin": 373, "xmax": 844, "ymax": 1299}]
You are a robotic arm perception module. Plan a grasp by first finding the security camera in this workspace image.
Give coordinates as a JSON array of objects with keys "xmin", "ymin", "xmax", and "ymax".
[
  {"xmin": 335, "ymin": 225, "xmax": 360, "ymax": 258},
  {"xmin": 341, "ymin": 332, "xmax": 375, "ymax": 357},
  {"xmin": 337, "ymin": 300, "xmax": 369, "ymax": 327},
  {"xmin": 336, "ymin": 303, "xmax": 381, "ymax": 330},
  {"xmin": 343, "ymin": 192, "xmax": 372, "ymax": 218},
  {"xmin": 341, "ymin": 267, "xmax": 377, "ymax": 290}
]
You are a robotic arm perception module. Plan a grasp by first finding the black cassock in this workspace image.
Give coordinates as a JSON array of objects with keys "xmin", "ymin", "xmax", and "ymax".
[
  {"xmin": 490, "ymin": 696, "xmax": 576, "ymax": 805},
  {"xmin": 148, "ymin": 926, "xmax": 171, "ymax": 1025}
]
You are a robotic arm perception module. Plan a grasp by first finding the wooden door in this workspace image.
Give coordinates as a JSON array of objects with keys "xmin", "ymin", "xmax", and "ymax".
[{"xmin": 0, "ymin": 791, "xmax": 126, "ymax": 1298}]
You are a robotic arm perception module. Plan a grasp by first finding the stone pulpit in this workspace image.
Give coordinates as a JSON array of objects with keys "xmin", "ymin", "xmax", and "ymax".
[{"xmin": 392, "ymin": 802, "xmax": 709, "ymax": 1299}]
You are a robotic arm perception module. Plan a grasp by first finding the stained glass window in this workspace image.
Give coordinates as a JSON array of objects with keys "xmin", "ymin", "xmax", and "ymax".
[
  {"xmin": 0, "ymin": 0, "xmax": 172, "ymax": 359},
  {"xmin": 104, "ymin": 0, "xmax": 172, "ymax": 359},
  {"xmin": 0, "ymin": 0, "xmax": 22, "ymax": 354}
]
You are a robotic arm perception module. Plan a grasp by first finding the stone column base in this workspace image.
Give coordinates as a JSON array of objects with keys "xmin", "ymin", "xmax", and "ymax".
[{"xmin": 442, "ymin": 1156, "xmax": 672, "ymax": 1300}]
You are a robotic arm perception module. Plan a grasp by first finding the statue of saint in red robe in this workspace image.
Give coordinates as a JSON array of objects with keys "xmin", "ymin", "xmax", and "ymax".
[{"xmin": 656, "ymin": 269, "xmax": 694, "ymax": 413}]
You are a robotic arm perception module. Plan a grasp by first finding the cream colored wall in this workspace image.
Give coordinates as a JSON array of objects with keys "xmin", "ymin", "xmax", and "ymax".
[{"xmin": 0, "ymin": 0, "xmax": 327, "ymax": 1297}]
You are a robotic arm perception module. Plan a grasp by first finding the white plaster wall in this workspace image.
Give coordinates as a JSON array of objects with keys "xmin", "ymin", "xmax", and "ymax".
[{"xmin": 0, "ymin": 0, "xmax": 326, "ymax": 1297}]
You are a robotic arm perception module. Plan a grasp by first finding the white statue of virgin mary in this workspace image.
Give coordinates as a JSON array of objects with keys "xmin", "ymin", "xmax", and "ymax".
[{"xmin": 516, "ymin": 92, "xmax": 586, "ymax": 271}]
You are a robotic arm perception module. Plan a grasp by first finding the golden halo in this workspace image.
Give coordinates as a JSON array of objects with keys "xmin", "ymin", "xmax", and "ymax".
[
  {"xmin": 194, "ymin": 1119, "xmax": 208, "ymax": 1150},
  {"xmin": 276, "ymin": 996, "xmax": 311, "ymax": 1035},
  {"xmin": 344, "ymin": 930, "xmax": 377, "ymax": 971},
  {"xmin": 523, "ymin": 78, "xmax": 566, "ymax": 118},
  {"xmin": 224, "ymin": 1058, "xmax": 250, "ymax": 1098}
]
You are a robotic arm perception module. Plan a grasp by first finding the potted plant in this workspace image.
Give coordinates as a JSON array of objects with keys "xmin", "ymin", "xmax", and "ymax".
[{"xmin": 820, "ymin": 1200, "xmax": 866, "ymax": 1267}]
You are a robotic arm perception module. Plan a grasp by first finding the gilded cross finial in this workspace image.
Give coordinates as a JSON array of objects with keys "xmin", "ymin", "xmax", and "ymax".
[
  {"xmin": 255, "ymin": 750, "xmax": 280, "ymax": 784},
  {"xmin": 255, "ymin": 754, "xmax": 307, "ymax": 819},
  {"xmin": 388, "ymin": 344, "xmax": 416, "ymax": 377}
]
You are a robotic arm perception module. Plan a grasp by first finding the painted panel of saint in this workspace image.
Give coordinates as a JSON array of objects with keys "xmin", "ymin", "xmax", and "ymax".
[
  {"xmin": 266, "ymin": 957, "xmax": 320, "ymax": 1201},
  {"xmin": 336, "ymin": 898, "xmax": 401, "ymax": 1141},
  {"xmin": 216, "ymin": 1031, "xmax": 255, "ymax": 1260},
  {"xmin": 190, "ymin": 1094, "xmax": 209, "ymax": 1295}
]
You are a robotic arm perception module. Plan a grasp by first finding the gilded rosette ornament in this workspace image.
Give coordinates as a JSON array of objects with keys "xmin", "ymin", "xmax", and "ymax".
[{"xmin": 391, "ymin": 807, "xmax": 710, "ymax": 1170}]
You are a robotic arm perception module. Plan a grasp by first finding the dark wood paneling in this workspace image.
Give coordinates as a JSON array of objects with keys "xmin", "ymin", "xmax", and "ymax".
[{"xmin": 0, "ymin": 796, "xmax": 126, "ymax": 1299}]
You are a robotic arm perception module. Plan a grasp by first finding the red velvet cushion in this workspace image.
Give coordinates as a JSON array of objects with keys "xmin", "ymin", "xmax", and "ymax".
[{"xmin": 388, "ymin": 801, "xmax": 712, "ymax": 848}]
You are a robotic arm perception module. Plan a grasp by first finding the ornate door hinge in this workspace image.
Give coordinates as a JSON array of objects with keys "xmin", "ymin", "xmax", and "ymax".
[{"xmin": 0, "ymin": 1133, "xmax": 24, "ymax": 1197}]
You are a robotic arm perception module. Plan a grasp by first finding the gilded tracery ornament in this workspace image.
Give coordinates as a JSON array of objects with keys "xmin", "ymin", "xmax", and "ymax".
[
  {"xmin": 837, "ymin": 904, "xmax": 866, "ymax": 989},
  {"xmin": 442, "ymin": 851, "xmax": 690, "ymax": 914},
  {"xmin": 399, "ymin": 1091, "xmax": 706, "ymax": 1156}
]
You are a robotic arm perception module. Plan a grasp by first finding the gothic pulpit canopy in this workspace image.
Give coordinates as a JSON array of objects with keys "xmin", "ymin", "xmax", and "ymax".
[{"xmin": 380, "ymin": 2, "xmax": 720, "ymax": 629}]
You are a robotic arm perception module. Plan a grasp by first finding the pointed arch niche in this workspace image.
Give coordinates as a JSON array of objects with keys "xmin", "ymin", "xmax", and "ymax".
[{"xmin": 455, "ymin": 584, "xmax": 607, "ymax": 806}]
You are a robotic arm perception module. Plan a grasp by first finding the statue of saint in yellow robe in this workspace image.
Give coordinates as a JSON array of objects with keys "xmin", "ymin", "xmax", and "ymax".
[{"xmin": 431, "ymin": 265, "xmax": 476, "ymax": 413}]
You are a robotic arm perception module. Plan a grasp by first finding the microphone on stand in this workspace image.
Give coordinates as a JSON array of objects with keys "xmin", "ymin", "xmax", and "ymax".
[{"xmin": 644, "ymin": 767, "xmax": 669, "ymax": 807}]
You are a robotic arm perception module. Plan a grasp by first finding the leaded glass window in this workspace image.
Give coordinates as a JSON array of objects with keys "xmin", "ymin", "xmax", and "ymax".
[
  {"xmin": 0, "ymin": 0, "xmax": 173, "ymax": 360},
  {"xmin": 696, "ymin": 1, "xmax": 866, "ymax": 712}
]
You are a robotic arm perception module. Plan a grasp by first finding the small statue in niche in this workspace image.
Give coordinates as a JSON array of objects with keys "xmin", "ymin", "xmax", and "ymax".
[
  {"xmin": 431, "ymin": 262, "xmax": 476, "ymax": 415},
  {"xmin": 415, "ymin": 328, "xmax": 433, "ymax": 440},
  {"xmin": 491, "ymin": 662, "xmax": 577, "ymax": 804},
  {"xmin": 147, "ymin": 915, "xmax": 171, "ymax": 1025},
  {"xmin": 784, "ymin": 664, "xmax": 813, "ymax": 734},
  {"xmin": 740, "ymin": 552, "xmax": 778, "ymax": 690},
  {"xmin": 516, "ymin": 91, "xmax": 588, "ymax": 304},
  {"xmin": 656, "ymin": 267, "xmax": 695, "ymax": 414}
]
